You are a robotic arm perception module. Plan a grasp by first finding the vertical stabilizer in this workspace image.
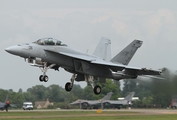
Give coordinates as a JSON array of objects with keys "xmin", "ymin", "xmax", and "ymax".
[
  {"xmin": 93, "ymin": 37, "xmax": 111, "ymax": 61},
  {"xmin": 111, "ymin": 40, "xmax": 143, "ymax": 65},
  {"xmin": 124, "ymin": 92, "xmax": 135, "ymax": 101},
  {"xmin": 101, "ymin": 92, "xmax": 113, "ymax": 100}
]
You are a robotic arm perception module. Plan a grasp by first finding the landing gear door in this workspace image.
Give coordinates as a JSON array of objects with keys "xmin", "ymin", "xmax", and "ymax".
[{"xmin": 73, "ymin": 60, "xmax": 84, "ymax": 73}]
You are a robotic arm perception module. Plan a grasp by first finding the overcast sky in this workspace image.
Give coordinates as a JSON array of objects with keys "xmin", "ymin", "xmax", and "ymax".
[{"xmin": 1, "ymin": 0, "xmax": 177, "ymax": 92}]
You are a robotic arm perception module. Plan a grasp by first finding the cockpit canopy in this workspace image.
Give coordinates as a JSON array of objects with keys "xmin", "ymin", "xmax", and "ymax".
[{"xmin": 34, "ymin": 38, "xmax": 67, "ymax": 46}]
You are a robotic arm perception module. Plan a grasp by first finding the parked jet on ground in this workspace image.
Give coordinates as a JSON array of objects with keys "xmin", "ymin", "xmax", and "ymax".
[
  {"xmin": 5, "ymin": 37, "xmax": 161, "ymax": 94},
  {"xmin": 0, "ymin": 95, "xmax": 12, "ymax": 112},
  {"xmin": 103, "ymin": 92, "xmax": 135, "ymax": 109},
  {"xmin": 70, "ymin": 92, "xmax": 113, "ymax": 109}
]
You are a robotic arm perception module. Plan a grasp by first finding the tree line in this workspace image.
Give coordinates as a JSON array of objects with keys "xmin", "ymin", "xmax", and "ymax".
[
  {"xmin": 122, "ymin": 68, "xmax": 177, "ymax": 108},
  {"xmin": 1, "ymin": 68, "xmax": 177, "ymax": 109},
  {"xmin": 0, "ymin": 80, "xmax": 120, "ymax": 109}
]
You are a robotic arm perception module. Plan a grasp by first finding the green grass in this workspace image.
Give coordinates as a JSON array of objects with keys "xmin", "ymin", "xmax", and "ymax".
[
  {"xmin": 0, "ymin": 110, "xmax": 177, "ymax": 120},
  {"xmin": 0, "ymin": 110, "xmax": 138, "ymax": 116}
]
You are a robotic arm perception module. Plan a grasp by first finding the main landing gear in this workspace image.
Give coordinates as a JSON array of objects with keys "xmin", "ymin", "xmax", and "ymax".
[
  {"xmin": 93, "ymin": 85, "xmax": 101, "ymax": 95},
  {"xmin": 37, "ymin": 62, "xmax": 101, "ymax": 95},
  {"xmin": 65, "ymin": 74, "xmax": 102, "ymax": 95},
  {"xmin": 65, "ymin": 74, "xmax": 76, "ymax": 92},
  {"xmin": 38, "ymin": 62, "xmax": 56, "ymax": 82},
  {"xmin": 85, "ymin": 75, "xmax": 101, "ymax": 95}
]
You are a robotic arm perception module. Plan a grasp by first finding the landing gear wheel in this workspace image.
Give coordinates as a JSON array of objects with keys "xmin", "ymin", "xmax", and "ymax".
[
  {"xmin": 39, "ymin": 75, "xmax": 49, "ymax": 82},
  {"xmin": 65, "ymin": 82, "xmax": 72, "ymax": 92},
  {"xmin": 43, "ymin": 75, "xmax": 49, "ymax": 82},
  {"xmin": 39, "ymin": 75, "xmax": 44, "ymax": 82},
  {"xmin": 94, "ymin": 85, "xmax": 101, "ymax": 95}
]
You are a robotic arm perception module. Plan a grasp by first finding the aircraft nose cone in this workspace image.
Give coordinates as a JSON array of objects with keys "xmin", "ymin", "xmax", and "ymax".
[
  {"xmin": 5, "ymin": 45, "xmax": 22, "ymax": 56},
  {"xmin": 5, "ymin": 47, "xmax": 11, "ymax": 53}
]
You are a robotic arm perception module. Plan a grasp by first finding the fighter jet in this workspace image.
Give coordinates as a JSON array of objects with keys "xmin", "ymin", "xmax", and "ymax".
[
  {"xmin": 5, "ymin": 37, "xmax": 161, "ymax": 95},
  {"xmin": 103, "ymin": 92, "xmax": 135, "ymax": 109},
  {"xmin": 0, "ymin": 95, "xmax": 12, "ymax": 112},
  {"xmin": 70, "ymin": 92, "xmax": 113, "ymax": 109}
]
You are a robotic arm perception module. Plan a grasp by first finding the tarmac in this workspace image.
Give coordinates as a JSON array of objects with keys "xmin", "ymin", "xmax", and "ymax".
[
  {"xmin": 7, "ymin": 108, "xmax": 177, "ymax": 114},
  {"xmin": 1, "ymin": 109, "xmax": 177, "ymax": 119}
]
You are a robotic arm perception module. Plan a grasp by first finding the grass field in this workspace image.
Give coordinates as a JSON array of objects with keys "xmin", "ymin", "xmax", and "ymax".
[{"xmin": 1, "ymin": 110, "xmax": 177, "ymax": 120}]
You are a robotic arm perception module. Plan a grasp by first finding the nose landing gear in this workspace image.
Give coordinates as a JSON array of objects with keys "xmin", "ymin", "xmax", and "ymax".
[
  {"xmin": 39, "ymin": 75, "xmax": 49, "ymax": 82},
  {"xmin": 38, "ymin": 62, "xmax": 56, "ymax": 82}
]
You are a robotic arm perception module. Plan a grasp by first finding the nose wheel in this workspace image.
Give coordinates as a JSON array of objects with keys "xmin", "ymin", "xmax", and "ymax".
[
  {"xmin": 38, "ymin": 63, "xmax": 56, "ymax": 82},
  {"xmin": 39, "ymin": 75, "xmax": 49, "ymax": 82}
]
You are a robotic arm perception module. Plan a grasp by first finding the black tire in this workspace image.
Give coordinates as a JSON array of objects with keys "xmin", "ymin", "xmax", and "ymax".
[
  {"xmin": 94, "ymin": 85, "xmax": 101, "ymax": 95},
  {"xmin": 43, "ymin": 75, "xmax": 49, "ymax": 82},
  {"xmin": 39, "ymin": 75, "xmax": 44, "ymax": 82},
  {"xmin": 65, "ymin": 82, "xmax": 72, "ymax": 91}
]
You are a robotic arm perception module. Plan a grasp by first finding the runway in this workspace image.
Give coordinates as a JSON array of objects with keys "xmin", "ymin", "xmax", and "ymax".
[
  {"xmin": 7, "ymin": 108, "xmax": 177, "ymax": 115},
  {"xmin": 120, "ymin": 109, "xmax": 177, "ymax": 115},
  {"xmin": 1, "ymin": 109, "xmax": 177, "ymax": 119}
]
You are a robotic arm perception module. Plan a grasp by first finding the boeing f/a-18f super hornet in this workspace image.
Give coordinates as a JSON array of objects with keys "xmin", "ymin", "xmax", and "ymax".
[{"xmin": 5, "ymin": 37, "xmax": 161, "ymax": 95}]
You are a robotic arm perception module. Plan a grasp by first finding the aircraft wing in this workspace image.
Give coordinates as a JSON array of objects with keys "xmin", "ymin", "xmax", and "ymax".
[
  {"xmin": 59, "ymin": 52, "xmax": 97, "ymax": 61},
  {"xmin": 86, "ymin": 101, "xmax": 101, "ymax": 105},
  {"xmin": 70, "ymin": 100, "xmax": 101, "ymax": 105},
  {"xmin": 44, "ymin": 49, "xmax": 126, "ymax": 71},
  {"xmin": 104, "ymin": 100, "xmax": 128, "ymax": 105},
  {"xmin": 83, "ymin": 58, "xmax": 161, "ymax": 75},
  {"xmin": 44, "ymin": 49, "xmax": 96, "ymax": 61},
  {"xmin": 44, "ymin": 49, "xmax": 161, "ymax": 75},
  {"xmin": 140, "ymin": 75, "xmax": 165, "ymax": 80},
  {"xmin": 70, "ymin": 99, "xmax": 85, "ymax": 105},
  {"xmin": 0, "ymin": 103, "xmax": 5, "ymax": 108},
  {"xmin": 124, "ymin": 66, "xmax": 161, "ymax": 75},
  {"xmin": 91, "ymin": 59, "xmax": 125, "ymax": 67}
]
